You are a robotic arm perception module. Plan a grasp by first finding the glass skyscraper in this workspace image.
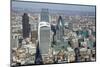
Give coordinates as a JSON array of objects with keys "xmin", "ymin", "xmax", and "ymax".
[
  {"xmin": 56, "ymin": 16, "xmax": 64, "ymax": 41},
  {"xmin": 40, "ymin": 8, "xmax": 49, "ymax": 22}
]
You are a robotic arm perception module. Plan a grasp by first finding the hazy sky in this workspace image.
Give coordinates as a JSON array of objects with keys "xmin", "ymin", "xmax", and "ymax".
[{"xmin": 12, "ymin": 1, "xmax": 95, "ymax": 12}]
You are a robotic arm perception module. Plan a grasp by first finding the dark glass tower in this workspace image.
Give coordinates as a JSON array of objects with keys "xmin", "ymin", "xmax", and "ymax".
[
  {"xmin": 22, "ymin": 13, "xmax": 30, "ymax": 39},
  {"xmin": 35, "ymin": 43, "xmax": 43, "ymax": 64}
]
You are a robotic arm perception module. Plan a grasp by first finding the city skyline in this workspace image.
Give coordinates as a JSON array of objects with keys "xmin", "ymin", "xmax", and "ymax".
[
  {"xmin": 12, "ymin": 1, "xmax": 96, "ymax": 16},
  {"xmin": 11, "ymin": 1, "xmax": 96, "ymax": 66}
]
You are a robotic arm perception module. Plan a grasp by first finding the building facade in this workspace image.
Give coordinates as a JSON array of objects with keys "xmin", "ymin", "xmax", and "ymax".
[{"xmin": 38, "ymin": 22, "xmax": 51, "ymax": 59}]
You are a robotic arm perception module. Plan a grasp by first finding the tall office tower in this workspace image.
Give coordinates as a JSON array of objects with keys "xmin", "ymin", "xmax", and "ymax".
[
  {"xmin": 40, "ymin": 8, "xmax": 49, "ymax": 22},
  {"xmin": 38, "ymin": 21, "xmax": 51, "ymax": 59},
  {"xmin": 56, "ymin": 16, "xmax": 64, "ymax": 41},
  {"xmin": 22, "ymin": 13, "xmax": 30, "ymax": 39}
]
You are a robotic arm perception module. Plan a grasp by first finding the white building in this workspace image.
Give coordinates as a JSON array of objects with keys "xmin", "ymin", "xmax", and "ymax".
[{"xmin": 38, "ymin": 21, "xmax": 51, "ymax": 57}]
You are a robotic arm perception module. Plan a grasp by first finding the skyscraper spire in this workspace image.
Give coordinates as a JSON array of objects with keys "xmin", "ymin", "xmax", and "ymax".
[{"xmin": 56, "ymin": 16, "xmax": 64, "ymax": 30}]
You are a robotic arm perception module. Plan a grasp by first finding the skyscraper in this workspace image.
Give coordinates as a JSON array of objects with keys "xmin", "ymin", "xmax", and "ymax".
[
  {"xmin": 38, "ymin": 22, "xmax": 51, "ymax": 59},
  {"xmin": 56, "ymin": 16, "xmax": 64, "ymax": 41},
  {"xmin": 22, "ymin": 13, "xmax": 30, "ymax": 39},
  {"xmin": 40, "ymin": 8, "xmax": 49, "ymax": 22}
]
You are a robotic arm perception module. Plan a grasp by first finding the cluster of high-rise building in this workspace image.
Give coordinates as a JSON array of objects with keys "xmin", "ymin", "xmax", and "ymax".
[{"xmin": 11, "ymin": 8, "xmax": 96, "ymax": 66}]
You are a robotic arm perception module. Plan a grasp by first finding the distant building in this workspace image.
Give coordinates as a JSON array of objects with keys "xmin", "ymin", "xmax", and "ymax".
[
  {"xmin": 71, "ymin": 38, "xmax": 79, "ymax": 49},
  {"xmin": 40, "ymin": 8, "xmax": 49, "ymax": 22},
  {"xmin": 22, "ymin": 13, "xmax": 30, "ymax": 39},
  {"xmin": 30, "ymin": 31, "xmax": 37, "ymax": 43},
  {"xmin": 68, "ymin": 22, "xmax": 73, "ymax": 30},
  {"xmin": 11, "ymin": 34, "xmax": 21, "ymax": 48},
  {"xmin": 56, "ymin": 16, "xmax": 64, "ymax": 41},
  {"xmin": 38, "ymin": 22, "xmax": 51, "ymax": 58}
]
